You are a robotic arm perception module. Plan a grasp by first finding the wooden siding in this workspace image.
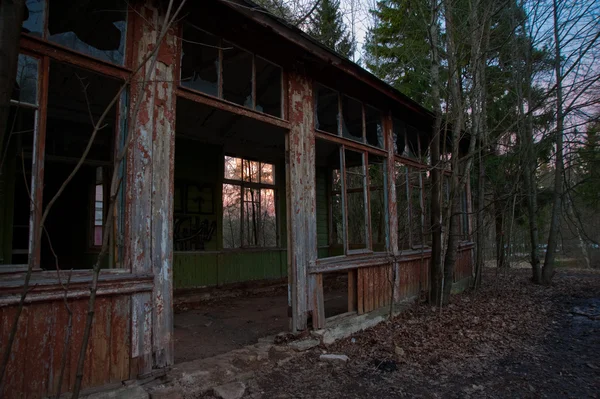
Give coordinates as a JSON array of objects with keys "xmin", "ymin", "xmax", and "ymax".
[
  {"xmin": 357, "ymin": 264, "xmax": 394, "ymax": 314},
  {"xmin": 173, "ymin": 250, "xmax": 287, "ymax": 289},
  {"xmin": 0, "ymin": 295, "xmax": 130, "ymax": 399}
]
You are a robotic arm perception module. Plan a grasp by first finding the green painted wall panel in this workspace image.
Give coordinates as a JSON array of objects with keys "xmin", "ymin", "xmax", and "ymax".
[{"xmin": 173, "ymin": 250, "xmax": 287, "ymax": 289}]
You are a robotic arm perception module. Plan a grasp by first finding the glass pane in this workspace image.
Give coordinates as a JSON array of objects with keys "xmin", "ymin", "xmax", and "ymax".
[
  {"xmin": 344, "ymin": 149, "xmax": 367, "ymax": 250},
  {"xmin": 180, "ymin": 24, "xmax": 220, "ymax": 96},
  {"xmin": 22, "ymin": 0, "xmax": 45, "ymax": 36},
  {"xmin": 243, "ymin": 159, "xmax": 259, "ymax": 183},
  {"xmin": 94, "ymin": 226, "xmax": 103, "ymax": 247},
  {"xmin": 315, "ymin": 85, "xmax": 338, "ymax": 134},
  {"xmin": 331, "ymin": 169, "xmax": 344, "ymax": 246},
  {"xmin": 331, "ymin": 192, "xmax": 344, "ymax": 246},
  {"xmin": 255, "ymin": 57, "xmax": 282, "ymax": 118},
  {"xmin": 12, "ymin": 54, "xmax": 39, "ymax": 105},
  {"xmin": 48, "ymin": 0, "xmax": 127, "ymax": 65},
  {"xmin": 187, "ymin": 184, "xmax": 201, "ymax": 213},
  {"xmin": 369, "ymin": 157, "xmax": 386, "ymax": 250},
  {"xmin": 45, "ymin": 61, "xmax": 119, "ymax": 161},
  {"xmin": 2, "ymin": 106, "xmax": 36, "ymax": 265},
  {"xmin": 406, "ymin": 126, "xmax": 420, "ymax": 158},
  {"xmin": 260, "ymin": 162, "xmax": 275, "ymax": 185},
  {"xmin": 243, "ymin": 187, "xmax": 260, "ymax": 246},
  {"xmin": 224, "ymin": 156, "xmax": 242, "ymax": 180},
  {"xmin": 365, "ymin": 106, "xmax": 384, "ymax": 148},
  {"xmin": 259, "ymin": 188, "xmax": 277, "ymax": 247},
  {"xmin": 409, "ymin": 168, "xmax": 424, "ymax": 247},
  {"xmin": 395, "ymin": 162, "xmax": 410, "ymax": 250},
  {"xmin": 342, "ymin": 96, "xmax": 363, "ymax": 142},
  {"xmin": 222, "ymin": 184, "xmax": 241, "ymax": 248},
  {"xmin": 393, "ymin": 118, "xmax": 406, "ymax": 156},
  {"xmin": 222, "ymin": 43, "xmax": 253, "ymax": 107},
  {"xmin": 423, "ymin": 172, "xmax": 431, "ymax": 245},
  {"xmin": 94, "ymin": 184, "xmax": 103, "ymax": 246}
]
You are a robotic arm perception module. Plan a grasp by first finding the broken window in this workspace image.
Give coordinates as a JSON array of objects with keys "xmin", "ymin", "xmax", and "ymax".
[
  {"xmin": 408, "ymin": 167, "xmax": 425, "ymax": 248},
  {"xmin": 222, "ymin": 43, "xmax": 253, "ymax": 107},
  {"xmin": 48, "ymin": 0, "xmax": 127, "ymax": 65},
  {"xmin": 1, "ymin": 54, "xmax": 39, "ymax": 266},
  {"xmin": 365, "ymin": 106, "xmax": 384, "ymax": 148},
  {"xmin": 393, "ymin": 118, "xmax": 406, "ymax": 156},
  {"xmin": 316, "ymin": 139, "xmax": 343, "ymax": 258},
  {"xmin": 180, "ymin": 26, "xmax": 283, "ymax": 117},
  {"xmin": 395, "ymin": 162, "xmax": 410, "ymax": 250},
  {"xmin": 22, "ymin": 0, "xmax": 45, "ymax": 36},
  {"xmin": 341, "ymin": 96, "xmax": 363, "ymax": 142},
  {"xmin": 222, "ymin": 156, "xmax": 277, "ymax": 249},
  {"xmin": 11, "ymin": 54, "xmax": 39, "ymax": 105},
  {"xmin": 369, "ymin": 156, "xmax": 387, "ymax": 251},
  {"xmin": 344, "ymin": 149, "xmax": 367, "ymax": 251},
  {"xmin": 41, "ymin": 60, "xmax": 121, "ymax": 269},
  {"xmin": 255, "ymin": 57, "xmax": 282, "ymax": 118},
  {"xmin": 180, "ymin": 24, "xmax": 220, "ymax": 97},
  {"xmin": 315, "ymin": 85, "xmax": 339, "ymax": 134},
  {"xmin": 1, "ymin": 106, "xmax": 36, "ymax": 265},
  {"xmin": 406, "ymin": 125, "xmax": 421, "ymax": 158}
]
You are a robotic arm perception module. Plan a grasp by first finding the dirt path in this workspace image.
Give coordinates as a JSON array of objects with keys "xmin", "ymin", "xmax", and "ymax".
[{"xmin": 245, "ymin": 269, "xmax": 600, "ymax": 398}]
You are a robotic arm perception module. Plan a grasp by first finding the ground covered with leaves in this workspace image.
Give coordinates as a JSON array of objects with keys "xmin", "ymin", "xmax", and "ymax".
[{"xmin": 248, "ymin": 269, "xmax": 600, "ymax": 398}]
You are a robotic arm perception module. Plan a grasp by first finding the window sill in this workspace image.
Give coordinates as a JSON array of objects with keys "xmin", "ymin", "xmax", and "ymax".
[
  {"xmin": 0, "ymin": 269, "xmax": 153, "ymax": 306},
  {"xmin": 311, "ymin": 252, "xmax": 394, "ymax": 273},
  {"xmin": 174, "ymin": 248, "xmax": 286, "ymax": 254},
  {"xmin": 176, "ymin": 86, "xmax": 289, "ymax": 128}
]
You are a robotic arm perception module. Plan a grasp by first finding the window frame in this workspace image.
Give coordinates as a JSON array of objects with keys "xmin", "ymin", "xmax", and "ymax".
[
  {"xmin": 314, "ymin": 82, "xmax": 386, "ymax": 151},
  {"xmin": 222, "ymin": 155, "xmax": 279, "ymax": 250},
  {"xmin": 1, "ymin": 53, "xmax": 43, "ymax": 269},
  {"xmin": 321, "ymin": 143, "xmax": 389, "ymax": 258},
  {"xmin": 89, "ymin": 166, "xmax": 109, "ymax": 250},
  {"xmin": 179, "ymin": 24, "xmax": 285, "ymax": 120},
  {"xmin": 21, "ymin": 0, "xmax": 130, "ymax": 68}
]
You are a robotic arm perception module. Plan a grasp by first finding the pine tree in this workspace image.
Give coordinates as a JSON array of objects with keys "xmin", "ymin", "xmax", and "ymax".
[
  {"xmin": 307, "ymin": 0, "xmax": 354, "ymax": 58},
  {"xmin": 365, "ymin": 0, "xmax": 438, "ymax": 108}
]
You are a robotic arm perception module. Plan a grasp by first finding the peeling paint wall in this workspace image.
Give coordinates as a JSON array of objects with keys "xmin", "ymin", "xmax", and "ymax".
[{"xmin": 126, "ymin": 3, "xmax": 178, "ymax": 373}]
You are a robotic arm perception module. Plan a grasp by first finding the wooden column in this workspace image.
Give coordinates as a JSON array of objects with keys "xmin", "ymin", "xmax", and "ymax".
[
  {"xmin": 286, "ymin": 70, "xmax": 319, "ymax": 331},
  {"xmin": 385, "ymin": 113, "xmax": 400, "ymax": 301},
  {"xmin": 126, "ymin": 4, "xmax": 177, "ymax": 375}
]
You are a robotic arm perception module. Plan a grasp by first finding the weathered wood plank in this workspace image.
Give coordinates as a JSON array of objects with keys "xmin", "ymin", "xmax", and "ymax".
[
  {"xmin": 90, "ymin": 297, "xmax": 111, "ymax": 387},
  {"xmin": 2, "ymin": 306, "xmax": 27, "ymax": 398},
  {"xmin": 130, "ymin": 291, "xmax": 152, "ymax": 378},
  {"xmin": 287, "ymin": 70, "xmax": 316, "ymax": 331},
  {"xmin": 151, "ymin": 15, "xmax": 178, "ymax": 368},
  {"xmin": 48, "ymin": 299, "xmax": 70, "ymax": 397},
  {"xmin": 347, "ymin": 270, "xmax": 356, "ymax": 312},
  {"xmin": 24, "ymin": 302, "xmax": 53, "ymax": 397},
  {"xmin": 110, "ymin": 296, "xmax": 130, "ymax": 382},
  {"xmin": 357, "ymin": 268, "xmax": 364, "ymax": 315},
  {"xmin": 309, "ymin": 273, "xmax": 325, "ymax": 329}
]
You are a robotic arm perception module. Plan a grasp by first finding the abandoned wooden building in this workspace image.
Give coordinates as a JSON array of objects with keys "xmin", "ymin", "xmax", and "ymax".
[{"xmin": 0, "ymin": 0, "xmax": 473, "ymax": 397}]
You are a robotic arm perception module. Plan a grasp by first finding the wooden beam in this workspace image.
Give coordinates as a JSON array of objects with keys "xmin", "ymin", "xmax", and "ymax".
[{"xmin": 286, "ymin": 70, "xmax": 316, "ymax": 331}]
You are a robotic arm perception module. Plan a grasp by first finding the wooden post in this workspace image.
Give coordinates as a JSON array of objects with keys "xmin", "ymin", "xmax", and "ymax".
[
  {"xmin": 127, "ymin": 4, "xmax": 178, "ymax": 375},
  {"xmin": 385, "ymin": 113, "xmax": 400, "ymax": 301},
  {"xmin": 287, "ymin": 70, "xmax": 318, "ymax": 331}
]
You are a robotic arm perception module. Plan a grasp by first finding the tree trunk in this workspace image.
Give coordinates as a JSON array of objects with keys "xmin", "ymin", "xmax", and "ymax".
[
  {"xmin": 516, "ymin": 8, "xmax": 541, "ymax": 283},
  {"xmin": 442, "ymin": 0, "xmax": 465, "ymax": 304},
  {"xmin": 543, "ymin": 0, "xmax": 565, "ymax": 284},
  {"xmin": 495, "ymin": 200, "xmax": 506, "ymax": 268},
  {"xmin": 428, "ymin": 0, "xmax": 444, "ymax": 306}
]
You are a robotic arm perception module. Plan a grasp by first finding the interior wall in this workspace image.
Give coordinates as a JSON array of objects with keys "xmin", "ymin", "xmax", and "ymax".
[{"xmin": 173, "ymin": 136, "xmax": 287, "ymax": 290}]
